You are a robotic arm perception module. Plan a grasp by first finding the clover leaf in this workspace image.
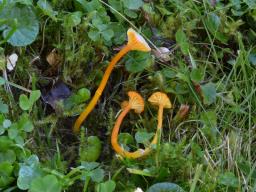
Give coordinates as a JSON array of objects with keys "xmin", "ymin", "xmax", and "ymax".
[
  {"xmin": 29, "ymin": 175, "xmax": 61, "ymax": 192},
  {"xmin": 0, "ymin": 4, "xmax": 39, "ymax": 46}
]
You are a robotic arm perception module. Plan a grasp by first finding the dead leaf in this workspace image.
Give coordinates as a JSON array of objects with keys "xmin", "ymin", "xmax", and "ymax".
[
  {"xmin": 152, "ymin": 47, "xmax": 171, "ymax": 62},
  {"xmin": 42, "ymin": 82, "xmax": 71, "ymax": 109},
  {"xmin": 46, "ymin": 49, "xmax": 62, "ymax": 66},
  {"xmin": 7, "ymin": 53, "xmax": 18, "ymax": 71}
]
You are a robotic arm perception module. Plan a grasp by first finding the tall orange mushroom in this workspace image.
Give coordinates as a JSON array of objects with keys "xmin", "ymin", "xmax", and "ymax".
[
  {"xmin": 148, "ymin": 92, "xmax": 172, "ymax": 145},
  {"xmin": 73, "ymin": 28, "xmax": 151, "ymax": 133}
]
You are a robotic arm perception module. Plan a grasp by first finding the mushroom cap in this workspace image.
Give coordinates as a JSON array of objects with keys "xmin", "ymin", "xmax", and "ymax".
[
  {"xmin": 127, "ymin": 91, "xmax": 144, "ymax": 113},
  {"xmin": 148, "ymin": 92, "xmax": 172, "ymax": 108},
  {"xmin": 127, "ymin": 28, "xmax": 151, "ymax": 52}
]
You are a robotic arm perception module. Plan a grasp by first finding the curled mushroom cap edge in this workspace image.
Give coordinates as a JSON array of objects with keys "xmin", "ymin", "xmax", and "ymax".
[
  {"xmin": 127, "ymin": 91, "xmax": 144, "ymax": 114},
  {"xmin": 127, "ymin": 28, "xmax": 151, "ymax": 52},
  {"xmin": 148, "ymin": 92, "xmax": 172, "ymax": 108}
]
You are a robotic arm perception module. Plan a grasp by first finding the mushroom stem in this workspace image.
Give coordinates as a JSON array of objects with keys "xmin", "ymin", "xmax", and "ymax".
[
  {"xmin": 111, "ymin": 105, "xmax": 131, "ymax": 154},
  {"xmin": 111, "ymin": 106, "xmax": 161, "ymax": 159},
  {"xmin": 151, "ymin": 105, "xmax": 164, "ymax": 144},
  {"xmin": 111, "ymin": 95, "xmax": 169, "ymax": 159},
  {"xmin": 73, "ymin": 45, "xmax": 131, "ymax": 133},
  {"xmin": 112, "ymin": 105, "xmax": 149, "ymax": 159},
  {"xmin": 112, "ymin": 91, "xmax": 152, "ymax": 159},
  {"xmin": 111, "ymin": 109, "xmax": 150, "ymax": 159},
  {"xmin": 73, "ymin": 28, "xmax": 151, "ymax": 133}
]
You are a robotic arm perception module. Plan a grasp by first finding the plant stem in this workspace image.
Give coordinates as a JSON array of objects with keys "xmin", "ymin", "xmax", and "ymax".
[
  {"xmin": 83, "ymin": 176, "xmax": 91, "ymax": 192},
  {"xmin": 112, "ymin": 166, "xmax": 125, "ymax": 181},
  {"xmin": 1, "ymin": 78, "xmax": 31, "ymax": 93},
  {"xmin": 190, "ymin": 164, "xmax": 203, "ymax": 192}
]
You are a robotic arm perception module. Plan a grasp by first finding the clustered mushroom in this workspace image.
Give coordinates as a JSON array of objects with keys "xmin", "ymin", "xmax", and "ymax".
[
  {"xmin": 148, "ymin": 92, "xmax": 172, "ymax": 145},
  {"xmin": 111, "ymin": 91, "xmax": 171, "ymax": 159},
  {"xmin": 73, "ymin": 27, "xmax": 171, "ymax": 159},
  {"xmin": 73, "ymin": 28, "xmax": 151, "ymax": 133}
]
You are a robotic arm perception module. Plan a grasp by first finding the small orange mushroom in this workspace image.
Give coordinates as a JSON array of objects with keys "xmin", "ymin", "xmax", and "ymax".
[
  {"xmin": 111, "ymin": 91, "xmax": 146, "ymax": 159},
  {"xmin": 73, "ymin": 28, "xmax": 151, "ymax": 133},
  {"xmin": 111, "ymin": 91, "xmax": 171, "ymax": 159},
  {"xmin": 148, "ymin": 92, "xmax": 172, "ymax": 145}
]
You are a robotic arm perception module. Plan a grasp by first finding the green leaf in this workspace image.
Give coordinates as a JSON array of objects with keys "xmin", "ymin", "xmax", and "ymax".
[
  {"xmin": 201, "ymin": 82, "xmax": 216, "ymax": 105},
  {"xmin": 15, "ymin": 135, "xmax": 25, "ymax": 145},
  {"xmin": 3, "ymin": 119, "xmax": 11, "ymax": 128},
  {"xmin": 118, "ymin": 133, "xmax": 134, "ymax": 145},
  {"xmin": 162, "ymin": 68, "xmax": 176, "ymax": 79},
  {"xmin": 88, "ymin": 29, "xmax": 100, "ymax": 41},
  {"xmin": 110, "ymin": 23, "xmax": 126, "ymax": 44},
  {"xmin": 175, "ymin": 28, "xmax": 189, "ymax": 55},
  {"xmin": 230, "ymin": 0, "xmax": 241, "ymax": 10},
  {"xmin": 23, "ymin": 120, "xmax": 33, "ymax": 132},
  {"xmin": 29, "ymin": 90, "xmax": 41, "ymax": 104},
  {"xmin": 0, "ymin": 136, "xmax": 14, "ymax": 152},
  {"xmin": 135, "ymin": 131, "xmax": 154, "ymax": 145},
  {"xmin": 17, "ymin": 166, "xmax": 39, "ymax": 190},
  {"xmin": 125, "ymin": 52, "xmax": 153, "ymax": 73},
  {"xmin": 90, "ymin": 168, "xmax": 104, "ymax": 183},
  {"xmin": 0, "ymin": 77, "xmax": 5, "ymax": 85},
  {"xmin": 64, "ymin": 11, "xmax": 82, "ymax": 28},
  {"xmin": 204, "ymin": 13, "xmax": 228, "ymax": 43},
  {"xmin": 200, "ymin": 111, "xmax": 217, "ymax": 128},
  {"xmin": 19, "ymin": 94, "xmax": 30, "ymax": 111},
  {"xmin": 124, "ymin": 9, "xmax": 138, "ymax": 18},
  {"xmin": 109, "ymin": 0, "xmax": 122, "ymax": 11},
  {"xmin": 190, "ymin": 68, "xmax": 205, "ymax": 83},
  {"xmin": 123, "ymin": 0, "xmax": 143, "ymax": 10},
  {"xmin": 8, "ymin": 126, "xmax": 19, "ymax": 140},
  {"xmin": 0, "ymin": 5, "xmax": 39, "ymax": 46},
  {"xmin": 102, "ymin": 29, "xmax": 114, "ymax": 42},
  {"xmin": 0, "ymin": 162, "xmax": 14, "ymax": 188},
  {"xmin": 77, "ymin": 88, "xmax": 91, "ymax": 102},
  {"xmin": 17, "ymin": 155, "xmax": 41, "ymax": 190},
  {"xmin": 218, "ymin": 172, "xmax": 239, "ymax": 188},
  {"xmin": 18, "ymin": 113, "xmax": 34, "ymax": 132},
  {"xmin": 96, "ymin": 180, "xmax": 116, "ymax": 192},
  {"xmin": 76, "ymin": 0, "xmax": 102, "ymax": 12},
  {"xmin": 15, "ymin": 0, "xmax": 33, "ymax": 5},
  {"xmin": 0, "ymin": 99, "xmax": 8, "ymax": 114},
  {"xmin": 26, "ymin": 155, "xmax": 40, "ymax": 166},
  {"xmin": 147, "ymin": 182, "xmax": 184, "ymax": 192},
  {"xmin": 29, "ymin": 175, "xmax": 61, "ymax": 192},
  {"xmin": 80, "ymin": 136, "xmax": 102, "ymax": 162},
  {"xmin": 200, "ymin": 111, "xmax": 218, "ymax": 141},
  {"xmin": 249, "ymin": 52, "xmax": 256, "ymax": 66},
  {"xmin": 0, "ymin": 162, "xmax": 13, "ymax": 176},
  {"xmin": 176, "ymin": 72, "xmax": 189, "ymax": 83},
  {"xmin": 244, "ymin": 0, "xmax": 256, "ymax": 8},
  {"xmin": 19, "ymin": 91, "xmax": 40, "ymax": 111},
  {"xmin": 80, "ymin": 162, "xmax": 99, "ymax": 171},
  {"xmin": 37, "ymin": 0, "xmax": 58, "ymax": 20},
  {"xmin": 0, "ymin": 150, "xmax": 16, "ymax": 164},
  {"xmin": 0, "ymin": 126, "xmax": 4, "ymax": 135}
]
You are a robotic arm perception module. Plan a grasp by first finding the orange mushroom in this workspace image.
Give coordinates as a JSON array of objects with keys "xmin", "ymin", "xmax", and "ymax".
[
  {"xmin": 73, "ymin": 28, "xmax": 151, "ymax": 133},
  {"xmin": 148, "ymin": 92, "xmax": 172, "ymax": 145},
  {"xmin": 111, "ymin": 91, "xmax": 171, "ymax": 159},
  {"xmin": 111, "ymin": 91, "xmax": 146, "ymax": 159}
]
